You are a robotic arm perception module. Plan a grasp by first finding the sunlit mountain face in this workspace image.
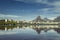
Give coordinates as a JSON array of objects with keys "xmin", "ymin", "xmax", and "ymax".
[{"xmin": 0, "ymin": 0, "xmax": 60, "ymax": 21}]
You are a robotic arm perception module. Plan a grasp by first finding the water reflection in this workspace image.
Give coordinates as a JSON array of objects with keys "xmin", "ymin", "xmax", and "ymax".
[
  {"xmin": 54, "ymin": 28, "xmax": 60, "ymax": 34},
  {"xmin": 0, "ymin": 25, "xmax": 60, "ymax": 40},
  {"xmin": 0, "ymin": 25, "xmax": 60, "ymax": 34},
  {"xmin": 33, "ymin": 28, "xmax": 60, "ymax": 34}
]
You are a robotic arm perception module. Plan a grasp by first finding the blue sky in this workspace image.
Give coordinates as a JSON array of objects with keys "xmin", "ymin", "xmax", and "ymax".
[{"xmin": 0, "ymin": 0, "xmax": 60, "ymax": 21}]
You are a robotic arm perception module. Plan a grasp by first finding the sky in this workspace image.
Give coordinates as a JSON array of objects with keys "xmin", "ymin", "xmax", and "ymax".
[{"xmin": 0, "ymin": 0, "xmax": 60, "ymax": 21}]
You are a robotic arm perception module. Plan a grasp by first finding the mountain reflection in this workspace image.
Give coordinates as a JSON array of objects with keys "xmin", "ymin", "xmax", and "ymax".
[
  {"xmin": 54, "ymin": 28, "xmax": 60, "ymax": 34},
  {"xmin": 0, "ymin": 25, "xmax": 60, "ymax": 34},
  {"xmin": 33, "ymin": 28, "xmax": 60, "ymax": 34}
]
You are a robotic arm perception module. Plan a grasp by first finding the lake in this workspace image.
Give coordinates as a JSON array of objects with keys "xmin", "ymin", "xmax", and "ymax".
[{"xmin": 0, "ymin": 26, "xmax": 60, "ymax": 40}]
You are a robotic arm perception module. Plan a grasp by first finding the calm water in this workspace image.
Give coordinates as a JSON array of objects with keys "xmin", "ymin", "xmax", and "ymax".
[{"xmin": 0, "ymin": 26, "xmax": 60, "ymax": 40}]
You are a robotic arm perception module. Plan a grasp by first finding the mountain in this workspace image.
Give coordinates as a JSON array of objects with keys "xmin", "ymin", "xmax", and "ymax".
[
  {"xmin": 32, "ymin": 16, "xmax": 44, "ymax": 22},
  {"xmin": 43, "ymin": 18, "xmax": 52, "ymax": 22},
  {"xmin": 54, "ymin": 16, "xmax": 60, "ymax": 22}
]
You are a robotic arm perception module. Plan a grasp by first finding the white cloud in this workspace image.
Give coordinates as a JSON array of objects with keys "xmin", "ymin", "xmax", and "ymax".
[
  {"xmin": 52, "ymin": 1, "xmax": 60, "ymax": 6},
  {"xmin": 0, "ymin": 14, "xmax": 24, "ymax": 20},
  {"xmin": 14, "ymin": 0, "xmax": 48, "ymax": 3},
  {"xmin": 50, "ymin": 1, "xmax": 60, "ymax": 13},
  {"xmin": 48, "ymin": 17, "xmax": 57, "ymax": 20},
  {"xmin": 37, "ymin": 0, "xmax": 60, "ymax": 16},
  {"xmin": 37, "ymin": 7, "xmax": 60, "ymax": 20},
  {"xmin": 14, "ymin": 0, "xmax": 60, "ymax": 5},
  {"xmin": 14, "ymin": 0, "xmax": 60, "ymax": 20},
  {"xmin": 14, "ymin": 0, "xmax": 60, "ymax": 9}
]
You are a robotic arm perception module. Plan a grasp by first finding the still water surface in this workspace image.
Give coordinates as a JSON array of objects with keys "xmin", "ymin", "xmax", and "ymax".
[{"xmin": 0, "ymin": 26, "xmax": 60, "ymax": 40}]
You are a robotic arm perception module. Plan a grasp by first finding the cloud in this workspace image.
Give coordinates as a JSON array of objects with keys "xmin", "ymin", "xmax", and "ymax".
[
  {"xmin": 14, "ymin": 0, "xmax": 48, "ymax": 3},
  {"xmin": 14, "ymin": 0, "xmax": 60, "ymax": 7},
  {"xmin": 36, "ymin": 0, "xmax": 60, "ymax": 15},
  {"xmin": 13, "ymin": 0, "xmax": 60, "ymax": 20},
  {"xmin": 1, "ymin": 0, "xmax": 60, "ymax": 20},
  {"xmin": 50, "ymin": 1, "xmax": 60, "ymax": 13},
  {"xmin": 0, "ymin": 14, "xmax": 24, "ymax": 20},
  {"xmin": 14, "ymin": 0, "xmax": 59, "ymax": 4},
  {"xmin": 37, "ymin": 7, "xmax": 60, "ymax": 20},
  {"xmin": 52, "ymin": 1, "xmax": 60, "ymax": 6}
]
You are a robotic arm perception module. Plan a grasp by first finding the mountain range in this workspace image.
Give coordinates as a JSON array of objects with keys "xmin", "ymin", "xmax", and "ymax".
[{"xmin": 32, "ymin": 16, "xmax": 60, "ymax": 22}]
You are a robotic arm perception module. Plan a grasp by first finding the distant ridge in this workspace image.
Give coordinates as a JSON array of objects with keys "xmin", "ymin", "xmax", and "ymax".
[
  {"xmin": 32, "ymin": 16, "xmax": 44, "ymax": 22},
  {"xmin": 32, "ymin": 16, "xmax": 58, "ymax": 22},
  {"xmin": 54, "ymin": 16, "xmax": 60, "ymax": 22}
]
